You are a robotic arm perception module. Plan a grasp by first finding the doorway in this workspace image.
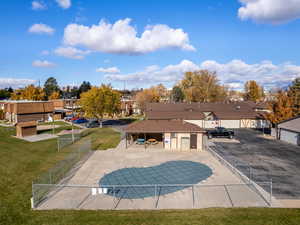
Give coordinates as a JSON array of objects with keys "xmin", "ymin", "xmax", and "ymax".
[{"xmin": 190, "ymin": 134, "xmax": 197, "ymax": 149}]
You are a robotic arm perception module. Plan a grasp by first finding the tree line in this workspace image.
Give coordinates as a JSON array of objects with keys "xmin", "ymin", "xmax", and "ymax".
[
  {"xmin": 1, "ymin": 71, "xmax": 299, "ymax": 124},
  {"xmin": 133, "ymin": 70, "xmax": 300, "ymax": 125},
  {"xmin": 0, "ymin": 77, "xmax": 92, "ymax": 101},
  {"xmin": 134, "ymin": 70, "xmax": 266, "ymax": 112}
]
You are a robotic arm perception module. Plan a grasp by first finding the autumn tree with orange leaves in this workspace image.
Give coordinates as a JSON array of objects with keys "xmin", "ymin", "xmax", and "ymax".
[
  {"xmin": 10, "ymin": 85, "xmax": 45, "ymax": 100},
  {"xmin": 265, "ymin": 90, "xmax": 294, "ymax": 124}
]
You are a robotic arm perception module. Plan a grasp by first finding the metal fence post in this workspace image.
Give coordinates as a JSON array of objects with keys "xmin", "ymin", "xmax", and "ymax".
[
  {"xmin": 31, "ymin": 182, "xmax": 35, "ymax": 209},
  {"xmin": 192, "ymin": 185, "xmax": 195, "ymax": 208},
  {"xmin": 49, "ymin": 171, "xmax": 52, "ymax": 184},
  {"xmin": 249, "ymin": 167, "xmax": 252, "ymax": 184},
  {"xmin": 249, "ymin": 166, "xmax": 252, "ymax": 180},
  {"xmin": 270, "ymin": 179, "xmax": 273, "ymax": 207},
  {"xmin": 113, "ymin": 186, "xmax": 115, "ymax": 202}
]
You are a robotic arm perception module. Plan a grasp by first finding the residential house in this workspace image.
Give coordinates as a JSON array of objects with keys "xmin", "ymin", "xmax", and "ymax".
[
  {"xmin": 145, "ymin": 102, "xmax": 268, "ymax": 129},
  {"xmin": 1, "ymin": 101, "xmax": 54, "ymax": 124},
  {"xmin": 120, "ymin": 95, "xmax": 141, "ymax": 116},
  {"xmin": 50, "ymin": 99, "xmax": 79, "ymax": 120}
]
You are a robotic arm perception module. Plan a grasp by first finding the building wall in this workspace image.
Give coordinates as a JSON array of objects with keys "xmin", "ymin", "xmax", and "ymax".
[
  {"xmin": 163, "ymin": 132, "xmax": 203, "ymax": 151},
  {"xmin": 197, "ymin": 133, "xmax": 203, "ymax": 151},
  {"xmin": 279, "ymin": 129, "xmax": 299, "ymax": 145},
  {"xmin": 16, "ymin": 125, "xmax": 37, "ymax": 137},
  {"xmin": 164, "ymin": 132, "xmax": 171, "ymax": 149},
  {"xmin": 186, "ymin": 119, "xmax": 267, "ymax": 129},
  {"xmin": 16, "ymin": 113, "xmax": 53, "ymax": 123},
  {"xmin": 220, "ymin": 120, "xmax": 240, "ymax": 128}
]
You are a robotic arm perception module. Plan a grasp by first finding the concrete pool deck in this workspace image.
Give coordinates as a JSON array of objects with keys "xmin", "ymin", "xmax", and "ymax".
[{"xmin": 36, "ymin": 147, "xmax": 280, "ymax": 210}]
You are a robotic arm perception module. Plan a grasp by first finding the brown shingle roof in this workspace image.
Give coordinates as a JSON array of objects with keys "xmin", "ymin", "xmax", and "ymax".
[
  {"xmin": 13, "ymin": 102, "xmax": 54, "ymax": 114},
  {"xmin": 278, "ymin": 116, "xmax": 300, "ymax": 133},
  {"xmin": 146, "ymin": 111, "xmax": 205, "ymax": 120},
  {"xmin": 146, "ymin": 102, "xmax": 263, "ymax": 120},
  {"xmin": 16, "ymin": 121, "xmax": 37, "ymax": 127},
  {"xmin": 124, "ymin": 120, "xmax": 204, "ymax": 133}
]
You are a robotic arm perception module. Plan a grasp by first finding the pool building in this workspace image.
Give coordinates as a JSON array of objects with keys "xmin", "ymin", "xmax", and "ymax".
[{"xmin": 124, "ymin": 119, "xmax": 206, "ymax": 151}]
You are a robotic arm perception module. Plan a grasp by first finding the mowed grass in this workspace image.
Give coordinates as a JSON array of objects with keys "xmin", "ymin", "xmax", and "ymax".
[
  {"xmin": 81, "ymin": 127, "xmax": 121, "ymax": 150},
  {"xmin": 0, "ymin": 126, "xmax": 300, "ymax": 225}
]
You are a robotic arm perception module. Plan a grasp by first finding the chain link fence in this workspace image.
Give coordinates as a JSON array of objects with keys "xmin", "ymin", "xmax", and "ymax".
[
  {"xmin": 31, "ymin": 135, "xmax": 274, "ymax": 210},
  {"xmin": 207, "ymin": 145, "xmax": 273, "ymax": 205},
  {"xmin": 32, "ymin": 182, "xmax": 272, "ymax": 210},
  {"xmin": 32, "ymin": 138, "xmax": 92, "ymax": 208},
  {"xmin": 56, "ymin": 128, "xmax": 95, "ymax": 151},
  {"xmin": 57, "ymin": 133, "xmax": 82, "ymax": 151}
]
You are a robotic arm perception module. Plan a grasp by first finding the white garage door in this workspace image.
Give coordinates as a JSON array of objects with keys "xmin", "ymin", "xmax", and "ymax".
[
  {"xmin": 280, "ymin": 129, "xmax": 299, "ymax": 145},
  {"xmin": 181, "ymin": 137, "xmax": 190, "ymax": 150},
  {"xmin": 220, "ymin": 120, "xmax": 240, "ymax": 128}
]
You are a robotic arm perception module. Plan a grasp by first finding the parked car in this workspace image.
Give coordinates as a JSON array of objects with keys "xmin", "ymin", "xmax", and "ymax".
[
  {"xmin": 85, "ymin": 120, "xmax": 100, "ymax": 128},
  {"xmin": 64, "ymin": 115, "xmax": 75, "ymax": 121},
  {"xmin": 70, "ymin": 116, "xmax": 80, "ymax": 122},
  {"xmin": 207, "ymin": 127, "xmax": 234, "ymax": 139},
  {"xmin": 73, "ymin": 118, "xmax": 88, "ymax": 124}
]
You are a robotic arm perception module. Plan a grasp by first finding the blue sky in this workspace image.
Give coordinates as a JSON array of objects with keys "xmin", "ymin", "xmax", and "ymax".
[{"xmin": 1, "ymin": 0, "xmax": 300, "ymax": 90}]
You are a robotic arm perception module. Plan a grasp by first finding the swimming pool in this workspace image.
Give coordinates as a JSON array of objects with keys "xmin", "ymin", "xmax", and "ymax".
[{"xmin": 99, "ymin": 160, "xmax": 212, "ymax": 199}]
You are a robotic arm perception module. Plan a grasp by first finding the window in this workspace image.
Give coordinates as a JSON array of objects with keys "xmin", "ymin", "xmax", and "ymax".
[{"xmin": 171, "ymin": 133, "xmax": 177, "ymax": 138}]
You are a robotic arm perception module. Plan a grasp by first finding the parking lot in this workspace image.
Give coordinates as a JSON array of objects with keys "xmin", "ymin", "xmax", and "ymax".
[{"xmin": 210, "ymin": 129, "xmax": 300, "ymax": 199}]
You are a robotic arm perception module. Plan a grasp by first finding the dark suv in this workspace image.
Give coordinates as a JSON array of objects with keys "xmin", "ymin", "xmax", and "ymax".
[
  {"xmin": 85, "ymin": 120, "xmax": 100, "ymax": 128},
  {"xmin": 207, "ymin": 127, "xmax": 234, "ymax": 139}
]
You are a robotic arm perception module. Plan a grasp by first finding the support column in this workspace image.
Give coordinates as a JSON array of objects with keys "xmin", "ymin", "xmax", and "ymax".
[
  {"xmin": 144, "ymin": 133, "xmax": 146, "ymax": 149},
  {"xmin": 125, "ymin": 133, "xmax": 128, "ymax": 149}
]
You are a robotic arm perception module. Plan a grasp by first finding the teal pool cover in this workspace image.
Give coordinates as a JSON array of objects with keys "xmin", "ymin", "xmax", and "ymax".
[{"xmin": 99, "ymin": 160, "xmax": 212, "ymax": 199}]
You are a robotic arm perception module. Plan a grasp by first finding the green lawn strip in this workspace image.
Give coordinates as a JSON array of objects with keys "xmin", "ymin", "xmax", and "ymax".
[
  {"xmin": 81, "ymin": 127, "xmax": 121, "ymax": 150},
  {"xmin": 0, "ymin": 126, "xmax": 300, "ymax": 225}
]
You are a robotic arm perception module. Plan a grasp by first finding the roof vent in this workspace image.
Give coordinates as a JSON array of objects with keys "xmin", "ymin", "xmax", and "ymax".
[{"xmin": 236, "ymin": 105, "xmax": 241, "ymax": 110}]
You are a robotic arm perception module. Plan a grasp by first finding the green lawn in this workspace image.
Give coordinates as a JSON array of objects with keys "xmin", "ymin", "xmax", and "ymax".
[
  {"xmin": 81, "ymin": 127, "xmax": 121, "ymax": 150},
  {"xmin": 0, "ymin": 126, "xmax": 299, "ymax": 225}
]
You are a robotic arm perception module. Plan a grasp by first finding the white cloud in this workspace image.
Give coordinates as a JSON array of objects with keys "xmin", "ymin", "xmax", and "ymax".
[
  {"xmin": 54, "ymin": 46, "xmax": 90, "ymax": 59},
  {"xmin": 63, "ymin": 18, "xmax": 195, "ymax": 55},
  {"xmin": 31, "ymin": 1, "xmax": 47, "ymax": 10},
  {"xmin": 105, "ymin": 60, "xmax": 199, "ymax": 83},
  {"xmin": 200, "ymin": 59, "xmax": 300, "ymax": 89},
  {"xmin": 238, "ymin": 0, "xmax": 300, "ymax": 24},
  {"xmin": 41, "ymin": 50, "xmax": 50, "ymax": 55},
  {"xmin": 105, "ymin": 59, "xmax": 300, "ymax": 89},
  {"xmin": 28, "ymin": 23, "xmax": 55, "ymax": 35},
  {"xmin": 56, "ymin": 0, "xmax": 71, "ymax": 9},
  {"xmin": 96, "ymin": 67, "xmax": 120, "ymax": 74},
  {"xmin": 32, "ymin": 60, "xmax": 56, "ymax": 67},
  {"xmin": 0, "ymin": 78, "xmax": 36, "ymax": 89}
]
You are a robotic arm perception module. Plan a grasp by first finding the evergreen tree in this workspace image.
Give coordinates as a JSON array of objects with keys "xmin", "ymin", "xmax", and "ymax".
[
  {"xmin": 78, "ymin": 81, "xmax": 92, "ymax": 95},
  {"xmin": 171, "ymin": 86, "xmax": 184, "ymax": 102},
  {"xmin": 44, "ymin": 77, "xmax": 60, "ymax": 99}
]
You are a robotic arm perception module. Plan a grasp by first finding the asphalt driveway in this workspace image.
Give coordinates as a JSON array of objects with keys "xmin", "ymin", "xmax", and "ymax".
[{"xmin": 210, "ymin": 129, "xmax": 300, "ymax": 199}]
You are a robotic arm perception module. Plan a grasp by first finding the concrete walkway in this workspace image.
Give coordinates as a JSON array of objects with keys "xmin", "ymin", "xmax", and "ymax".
[{"xmin": 16, "ymin": 133, "xmax": 57, "ymax": 142}]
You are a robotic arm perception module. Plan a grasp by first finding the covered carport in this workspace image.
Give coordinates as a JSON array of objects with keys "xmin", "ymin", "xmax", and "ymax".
[{"xmin": 124, "ymin": 120, "xmax": 205, "ymax": 151}]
